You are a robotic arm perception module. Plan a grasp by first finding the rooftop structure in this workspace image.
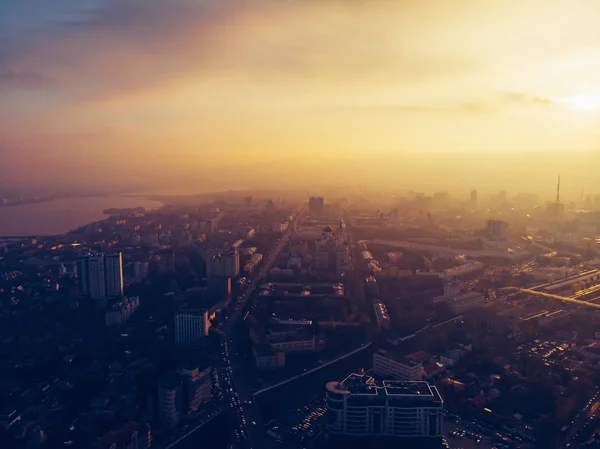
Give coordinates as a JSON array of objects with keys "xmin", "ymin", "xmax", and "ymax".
[{"xmin": 326, "ymin": 374, "xmax": 443, "ymax": 439}]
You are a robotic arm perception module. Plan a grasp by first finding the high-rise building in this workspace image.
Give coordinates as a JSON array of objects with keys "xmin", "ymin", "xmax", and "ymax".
[
  {"xmin": 206, "ymin": 249, "xmax": 239, "ymax": 278},
  {"xmin": 175, "ymin": 309, "xmax": 209, "ymax": 345},
  {"xmin": 159, "ymin": 249, "xmax": 176, "ymax": 274},
  {"xmin": 178, "ymin": 366, "xmax": 212, "ymax": 413},
  {"xmin": 89, "ymin": 254, "xmax": 107, "ymax": 299},
  {"xmin": 76, "ymin": 255, "xmax": 90, "ymax": 297},
  {"xmin": 487, "ymin": 220, "xmax": 509, "ymax": 240},
  {"xmin": 158, "ymin": 376, "xmax": 183, "ymax": 429},
  {"xmin": 326, "ymin": 374, "xmax": 443, "ymax": 439},
  {"xmin": 77, "ymin": 253, "xmax": 124, "ymax": 299},
  {"xmin": 470, "ymin": 190, "xmax": 478, "ymax": 206},
  {"xmin": 309, "ymin": 196, "xmax": 325, "ymax": 214},
  {"xmin": 105, "ymin": 253, "xmax": 124, "ymax": 297},
  {"xmin": 199, "ymin": 220, "xmax": 216, "ymax": 235}
]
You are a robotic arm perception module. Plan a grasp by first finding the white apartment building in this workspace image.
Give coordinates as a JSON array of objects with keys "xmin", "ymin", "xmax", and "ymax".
[
  {"xmin": 175, "ymin": 309, "xmax": 209, "ymax": 345},
  {"xmin": 373, "ymin": 350, "xmax": 423, "ymax": 381},
  {"xmin": 78, "ymin": 253, "xmax": 124, "ymax": 300},
  {"xmin": 326, "ymin": 374, "xmax": 443, "ymax": 439}
]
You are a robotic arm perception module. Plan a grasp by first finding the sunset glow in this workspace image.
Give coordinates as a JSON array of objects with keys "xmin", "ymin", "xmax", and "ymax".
[{"xmin": 1, "ymin": 0, "xmax": 599, "ymax": 194}]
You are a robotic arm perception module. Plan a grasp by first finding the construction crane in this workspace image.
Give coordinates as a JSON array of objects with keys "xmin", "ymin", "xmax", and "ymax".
[{"xmin": 498, "ymin": 287, "xmax": 600, "ymax": 309}]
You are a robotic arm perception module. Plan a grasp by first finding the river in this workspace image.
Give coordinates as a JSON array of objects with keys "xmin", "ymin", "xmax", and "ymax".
[{"xmin": 0, "ymin": 196, "xmax": 163, "ymax": 236}]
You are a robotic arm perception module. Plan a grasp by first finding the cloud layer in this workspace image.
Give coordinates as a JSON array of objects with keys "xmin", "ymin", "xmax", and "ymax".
[{"xmin": 0, "ymin": 0, "xmax": 599, "ymax": 193}]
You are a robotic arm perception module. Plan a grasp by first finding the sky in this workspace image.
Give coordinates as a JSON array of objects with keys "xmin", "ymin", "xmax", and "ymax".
[{"xmin": 1, "ymin": 0, "xmax": 599, "ymax": 198}]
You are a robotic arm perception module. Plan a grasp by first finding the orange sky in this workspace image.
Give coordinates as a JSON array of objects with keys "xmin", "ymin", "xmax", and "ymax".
[{"xmin": 1, "ymin": 0, "xmax": 599, "ymax": 196}]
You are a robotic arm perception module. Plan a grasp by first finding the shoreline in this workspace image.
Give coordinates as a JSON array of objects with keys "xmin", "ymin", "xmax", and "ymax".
[{"xmin": 0, "ymin": 195, "xmax": 163, "ymax": 238}]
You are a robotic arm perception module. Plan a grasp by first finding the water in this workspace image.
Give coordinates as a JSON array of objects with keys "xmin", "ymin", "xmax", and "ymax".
[{"xmin": 0, "ymin": 196, "xmax": 163, "ymax": 236}]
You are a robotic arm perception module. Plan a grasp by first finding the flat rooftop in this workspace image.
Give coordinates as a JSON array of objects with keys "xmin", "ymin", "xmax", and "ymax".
[{"xmin": 327, "ymin": 374, "xmax": 437, "ymax": 398}]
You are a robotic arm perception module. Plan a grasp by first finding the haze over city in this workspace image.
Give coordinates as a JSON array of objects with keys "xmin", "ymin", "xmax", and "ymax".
[{"xmin": 1, "ymin": 0, "xmax": 599, "ymax": 196}]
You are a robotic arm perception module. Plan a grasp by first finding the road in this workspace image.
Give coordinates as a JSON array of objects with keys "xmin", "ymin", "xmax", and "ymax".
[
  {"xmin": 222, "ymin": 207, "xmax": 304, "ymax": 449},
  {"xmin": 566, "ymin": 389, "xmax": 600, "ymax": 445}
]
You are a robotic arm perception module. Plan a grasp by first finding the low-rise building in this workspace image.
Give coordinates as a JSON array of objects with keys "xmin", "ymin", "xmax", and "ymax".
[
  {"xmin": 373, "ymin": 349, "xmax": 423, "ymax": 381},
  {"xmin": 447, "ymin": 291, "xmax": 485, "ymax": 314},
  {"xmin": 105, "ymin": 296, "xmax": 140, "ymax": 327},
  {"xmin": 373, "ymin": 301, "xmax": 391, "ymax": 331}
]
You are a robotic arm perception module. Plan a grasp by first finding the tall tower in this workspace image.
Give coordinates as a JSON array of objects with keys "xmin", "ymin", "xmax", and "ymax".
[
  {"xmin": 88, "ymin": 255, "xmax": 106, "ymax": 299},
  {"xmin": 104, "ymin": 253, "xmax": 124, "ymax": 297},
  {"xmin": 556, "ymin": 174, "xmax": 561, "ymax": 204}
]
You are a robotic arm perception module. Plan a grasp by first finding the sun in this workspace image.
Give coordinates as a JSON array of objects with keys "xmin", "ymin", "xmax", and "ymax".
[{"xmin": 561, "ymin": 93, "xmax": 600, "ymax": 111}]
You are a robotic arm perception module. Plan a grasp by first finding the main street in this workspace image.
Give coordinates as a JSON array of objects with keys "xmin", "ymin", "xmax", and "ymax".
[{"xmin": 221, "ymin": 207, "xmax": 304, "ymax": 449}]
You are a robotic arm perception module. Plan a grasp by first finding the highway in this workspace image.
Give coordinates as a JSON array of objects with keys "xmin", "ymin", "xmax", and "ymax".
[{"xmin": 221, "ymin": 207, "xmax": 304, "ymax": 449}]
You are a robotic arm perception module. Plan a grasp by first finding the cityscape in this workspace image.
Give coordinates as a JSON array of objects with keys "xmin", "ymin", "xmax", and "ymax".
[
  {"xmin": 1, "ymin": 1, "xmax": 600, "ymax": 449},
  {"xmin": 1, "ymin": 188, "xmax": 600, "ymax": 449}
]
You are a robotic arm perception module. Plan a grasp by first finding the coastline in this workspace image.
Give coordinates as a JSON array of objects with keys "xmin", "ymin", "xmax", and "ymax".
[{"xmin": 0, "ymin": 195, "xmax": 163, "ymax": 238}]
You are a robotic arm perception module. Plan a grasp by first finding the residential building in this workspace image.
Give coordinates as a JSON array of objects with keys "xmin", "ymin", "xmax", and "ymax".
[
  {"xmin": 206, "ymin": 249, "xmax": 240, "ymax": 278},
  {"xmin": 178, "ymin": 366, "xmax": 212, "ymax": 413},
  {"xmin": 105, "ymin": 253, "xmax": 124, "ymax": 297},
  {"xmin": 447, "ymin": 291, "xmax": 485, "ymax": 314},
  {"xmin": 89, "ymin": 254, "xmax": 107, "ymax": 299},
  {"xmin": 175, "ymin": 309, "xmax": 209, "ymax": 345},
  {"xmin": 90, "ymin": 422, "xmax": 152, "ymax": 449},
  {"xmin": 105, "ymin": 296, "xmax": 140, "ymax": 327},
  {"xmin": 326, "ymin": 374, "xmax": 443, "ymax": 439},
  {"xmin": 158, "ymin": 377, "xmax": 183, "ymax": 429},
  {"xmin": 309, "ymin": 196, "xmax": 325, "ymax": 214},
  {"xmin": 78, "ymin": 253, "xmax": 124, "ymax": 299},
  {"xmin": 373, "ymin": 349, "xmax": 423, "ymax": 381},
  {"xmin": 252, "ymin": 346, "xmax": 285, "ymax": 371},
  {"xmin": 158, "ymin": 249, "xmax": 175, "ymax": 274},
  {"xmin": 487, "ymin": 220, "xmax": 509, "ymax": 240},
  {"xmin": 373, "ymin": 301, "xmax": 390, "ymax": 331}
]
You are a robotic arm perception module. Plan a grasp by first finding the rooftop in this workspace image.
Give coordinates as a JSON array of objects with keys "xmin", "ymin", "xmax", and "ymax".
[{"xmin": 327, "ymin": 373, "xmax": 437, "ymax": 397}]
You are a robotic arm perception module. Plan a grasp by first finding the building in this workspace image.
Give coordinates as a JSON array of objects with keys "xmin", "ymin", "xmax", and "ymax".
[
  {"xmin": 132, "ymin": 261, "xmax": 149, "ymax": 282},
  {"xmin": 105, "ymin": 296, "xmax": 140, "ymax": 327},
  {"xmin": 206, "ymin": 249, "xmax": 240, "ymax": 278},
  {"xmin": 78, "ymin": 253, "xmax": 124, "ymax": 300},
  {"xmin": 199, "ymin": 220, "xmax": 216, "ymax": 235},
  {"xmin": 77, "ymin": 255, "xmax": 90, "ymax": 297},
  {"xmin": 326, "ymin": 374, "xmax": 443, "ymax": 439},
  {"xmin": 373, "ymin": 302, "xmax": 391, "ymax": 331},
  {"xmin": 470, "ymin": 190, "xmax": 478, "ymax": 206},
  {"xmin": 90, "ymin": 422, "xmax": 152, "ymax": 449},
  {"xmin": 105, "ymin": 253, "xmax": 124, "ymax": 297},
  {"xmin": 309, "ymin": 196, "xmax": 325, "ymax": 214},
  {"xmin": 89, "ymin": 254, "xmax": 107, "ymax": 299},
  {"xmin": 315, "ymin": 224, "xmax": 349, "ymax": 274},
  {"xmin": 158, "ymin": 249, "xmax": 176, "ymax": 274},
  {"xmin": 373, "ymin": 350, "xmax": 423, "ymax": 381},
  {"xmin": 487, "ymin": 220, "xmax": 509, "ymax": 240},
  {"xmin": 252, "ymin": 346, "xmax": 286, "ymax": 371},
  {"xmin": 175, "ymin": 309, "xmax": 209, "ymax": 345},
  {"xmin": 159, "ymin": 377, "xmax": 183, "ymax": 429},
  {"xmin": 178, "ymin": 366, "xmax": 212, "ymax": 414},
  {"xmin": 447, "ymin": 291, "xmax": 485, "ymax": 314}
]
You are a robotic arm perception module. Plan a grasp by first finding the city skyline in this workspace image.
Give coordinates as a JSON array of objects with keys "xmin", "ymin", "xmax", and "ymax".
[{"xmin": 1, "ymin": 0, "xmax": 599, "ymax": 193}]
